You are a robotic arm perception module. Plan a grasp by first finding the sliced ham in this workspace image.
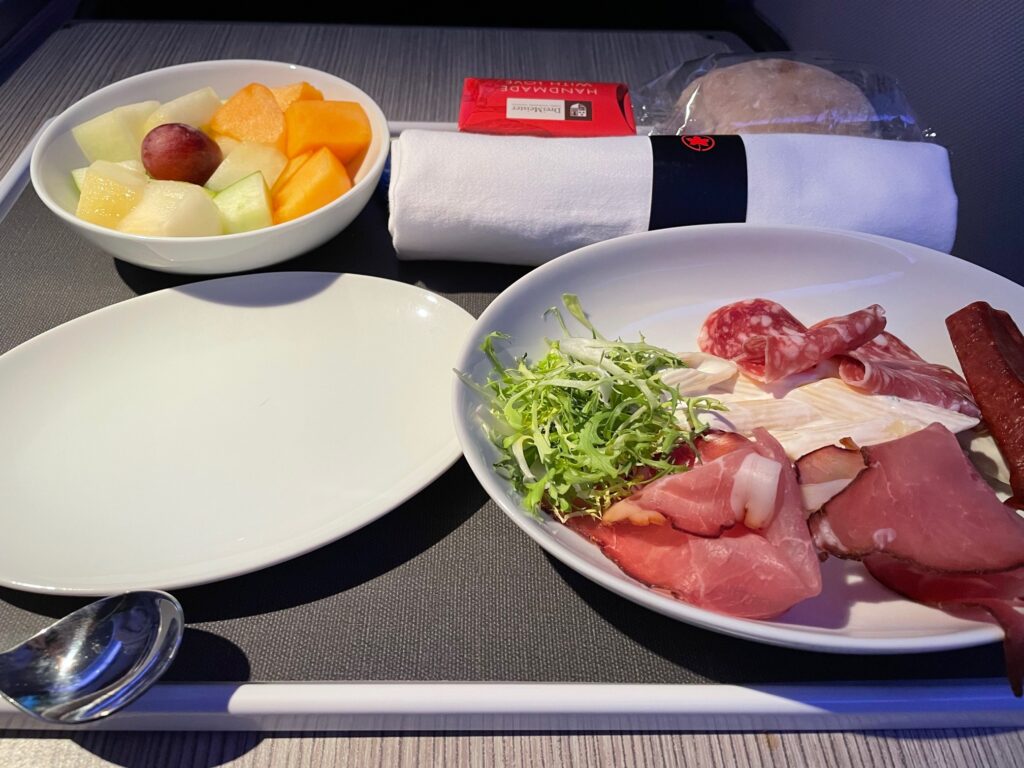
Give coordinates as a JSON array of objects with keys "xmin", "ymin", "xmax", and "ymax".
[
  {"xmin": 809, "ymin": 423, "xmax": 1024, "ymax": 572},
  {"xmin": 864, "ymin": 554, "xmax": 1024, "ymax": 697},
  {"xmin": 569, "ymin": 429, "xmax": 821, "ymax": 620},
  {"xmin": 838, "ymin": 332, "xmax": 980, "ymax": 417},
  {"xmin": 697, "ymin": 299, "xmax": 885, "ymax": 383}
]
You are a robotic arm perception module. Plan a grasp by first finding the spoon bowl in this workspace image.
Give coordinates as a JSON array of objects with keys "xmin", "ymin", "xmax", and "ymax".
[{"xmin": 0, "ymin": 591, "xmax": 183, "ymax": 724}]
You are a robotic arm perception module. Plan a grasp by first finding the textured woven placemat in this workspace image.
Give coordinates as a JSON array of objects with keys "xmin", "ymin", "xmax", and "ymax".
[{"xmin": 0, "ymin": 187, "xmax": 1007, "ymax": 684}]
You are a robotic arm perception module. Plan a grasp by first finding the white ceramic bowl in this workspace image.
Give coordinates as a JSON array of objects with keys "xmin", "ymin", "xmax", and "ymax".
[{"xmin": 30, "ymin": 59, "xmax": 390, "ymax": 274}]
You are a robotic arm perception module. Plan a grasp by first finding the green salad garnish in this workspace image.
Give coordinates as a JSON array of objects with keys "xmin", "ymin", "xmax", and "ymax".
[{"xmin": 458, "ymin": 294, "xmax": 723, "ymax": 521}]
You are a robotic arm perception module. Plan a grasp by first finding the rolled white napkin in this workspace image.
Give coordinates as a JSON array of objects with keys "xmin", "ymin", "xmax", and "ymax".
[{"xmin": 388, "ymin": 130, "xmax": 957, "ymax": 264}]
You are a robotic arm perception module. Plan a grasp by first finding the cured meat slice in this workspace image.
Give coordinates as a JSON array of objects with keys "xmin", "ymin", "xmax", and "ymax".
[
  {"xmin": 769, "ymin": 304, "xmax": 885, "ymax": 380},
  {"xmin": 864, "ymin": 554, "xmax": 1024, "ymax": 696},
  {"xmin": 809, "ymin": 423, "xmax": 1024, "ymax": 571},
  {"xmin": 568, "ymin": 517, "xmax": 815, "ymax": 619},
  {"xmin": 619, "ymin": 447, "xmax": 748, "ymax": 536},
  {"xmin": 698, "ymin": 299, "xmax": 805, "ymax": 374},
  {"xmin": 570, "ymin": 428, "xmax": 821, "ymax": 620},
  {"xmin": 838, "ymin": 332, "xmax": 980, "ymax": 417},
  {"xmin": 697, "ymin": 299, "xmax": 885, "ymax": 383},
  {"xmin": 616, "ymin": 444, "xmax": 783, "ymax": 536},
  {"xmin": 795, "ymin": 444, "xmax": 868, "ymax": 512},
  {"xmin": 748, "ymin": 428, "xmax": 822, "ymax": 593},
  {"xmin": 694, "ymin": 431, "xmax": 753, "ymax": 463},
  {"xmin": 946, "ymin": 302, "xmax": 1024, "ymax": 505}
]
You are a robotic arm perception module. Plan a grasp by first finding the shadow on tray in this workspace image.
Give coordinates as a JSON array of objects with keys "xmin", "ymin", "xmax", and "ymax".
[
  {"xmin": 544, "ymin": 555, "xmax": 1009, "ymax": 685},
  {"xmin": 0, "ymin": 458, "xmax": 484, "ymax": 633},
  {"xmin": 114, "ymin": 194, "xmax": 531, "ymax": 303},
  {"xmin": 173, "ymin": 458, "xmax": 486, "ymax": 622}
]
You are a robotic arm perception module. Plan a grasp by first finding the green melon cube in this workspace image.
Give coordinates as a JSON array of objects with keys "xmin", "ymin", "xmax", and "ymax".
[
  {"xmin": 213, "ymin": 172, "xmax": 273, "ymax": 233},
  {"xmin": 142, "ymin": 87, "xmax": 222, "ymax": 134},
  {"xmin": 204, "ymin": 142, "xmax": 286, "ymax": 192},
  {"xmin": 75, "ymin": 160, "xmax": 148, "ymax": 228},
  {"xmin": 71, "ymin": 101, "xmax": 159, "ymax": 163},
  {"xmin": 72, "ymin": 160, "xmax": 146, "ymax": 192},
  {"xmin": 117, "ymin": 180, "xmax": 222, "ymax": 237}
]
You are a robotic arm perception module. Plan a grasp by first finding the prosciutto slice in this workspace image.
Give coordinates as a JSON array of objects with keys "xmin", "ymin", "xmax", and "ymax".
[
  {"xmin": 697, "ymin": 298, "xmax": 885, "ymax": 383},
  {"xmin": 809, "ymin": 423, "xmax": 1024, "ymax": 572},
  {"xmin": 569, "ymin": 429, "xmax": 821, "ymax": 619},
  {"xmin": 837, "ymin": 332, "xmax": 980, "ymax": 417},
  {"xmin": 607, "ymin": 441, "xmax": 777, "ymax": 537},
  {"xmin": 864, "ymin": 555, "xmax": 1024, "ymax": 696}
]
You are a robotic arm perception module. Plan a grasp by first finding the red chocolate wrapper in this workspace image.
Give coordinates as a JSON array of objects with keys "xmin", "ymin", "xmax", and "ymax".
[{"xmin": 458, "ymin": 78, "xmax": 636, "ymax": 138}]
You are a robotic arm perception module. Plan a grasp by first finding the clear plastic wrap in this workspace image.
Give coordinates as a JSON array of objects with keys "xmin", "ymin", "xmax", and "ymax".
[{"xmin": 635, "ymin": 52, "xmax": 926, "ymax": 141}]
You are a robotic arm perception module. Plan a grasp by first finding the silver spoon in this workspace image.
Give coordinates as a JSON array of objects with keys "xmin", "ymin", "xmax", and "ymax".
[{"xmin": 0, "ymin": 590, "xmax": 183, "ymax": 724}]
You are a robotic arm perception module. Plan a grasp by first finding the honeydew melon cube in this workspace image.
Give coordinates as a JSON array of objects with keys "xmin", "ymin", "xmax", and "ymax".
[
  {"xmin": 71, "ymin": 160, "xmax": 145, "ymax": 192},
  {"xmin": 142, "ymin": 87, "xmax": 222, "ymax": 134},
  {"xmin": 71, "ymin": 101, "xmax": 159, "ymax": 163},
  {"xmin": 204, "ymin": 142, "xmax": 286, "ymax": 193},
  {"xmin": 75, "ymin": 160, "xmax": 148, "ymax": 227},
  {"xmin": 117, "ymin": 180, "xmax": 222, "ymax": 237},
  {"xmin": 212, "ymin": 134, "xmax": 241, "ymax": 157},
  {"xmin": 213, "ymin": 172, "xmax": 273, "ymax": 233}
]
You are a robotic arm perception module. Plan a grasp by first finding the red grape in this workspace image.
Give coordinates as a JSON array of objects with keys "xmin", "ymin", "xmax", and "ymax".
[{"xmin": 141, "ymin": 123, "xmax": 223, "ymax": 185}]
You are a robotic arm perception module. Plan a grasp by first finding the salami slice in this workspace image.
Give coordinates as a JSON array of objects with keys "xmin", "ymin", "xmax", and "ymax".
[
  {"xmin": 697, "ymin": 299, "xmax": 885, "ymax": 383},
  {"xmin": 838, "ymin": 332, "xmax": 980, "ymax": 417},
  {"xmin": 698, "ymin": 299, "xmax": 805, "ymax": 380}
]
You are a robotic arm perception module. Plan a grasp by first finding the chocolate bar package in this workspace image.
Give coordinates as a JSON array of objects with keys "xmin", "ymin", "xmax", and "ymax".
[{"xmin": 458, "ymin": 78, "xmax": 636, "ymax": 137}]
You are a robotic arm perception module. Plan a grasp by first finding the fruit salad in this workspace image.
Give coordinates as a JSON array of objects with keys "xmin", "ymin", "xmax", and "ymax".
[{"xmin": 69, "ymin": 82, "xmax": 371, "ymax": 236}]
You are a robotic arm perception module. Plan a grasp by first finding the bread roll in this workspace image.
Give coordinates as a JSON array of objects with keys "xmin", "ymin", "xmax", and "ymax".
[{"xmin": 675, "ymin": 58, "xmax": 878, "ymax": 137}]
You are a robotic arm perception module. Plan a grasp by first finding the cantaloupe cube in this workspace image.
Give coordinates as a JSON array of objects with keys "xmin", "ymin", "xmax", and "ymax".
[
  {"xmin": 270, "ymin": 82, "xmax": 324, "ymax": 112},
  {"xmin": 284, "ymin": 100, "xmax": 371, "ymax": 161},
  {"xmin": 272, "ymin": 151, "xmax": 312, "ymax": 194},
  {"xmin": 273, "ymin": 147, "xmax": 351, "ymax": 223},
  {"xmin": 210, "ymin": 84, "xmax": 287, "ymax": 153},
  {"xmin": 344, "ymin": 145, "xmax": 369, "ymax": 182}
]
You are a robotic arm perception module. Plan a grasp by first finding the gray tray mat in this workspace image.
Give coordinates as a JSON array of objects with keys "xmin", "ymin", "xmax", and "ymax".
[{"xmin": 0, "ymin": 186, "xmax": 1005, "ymax": 684}]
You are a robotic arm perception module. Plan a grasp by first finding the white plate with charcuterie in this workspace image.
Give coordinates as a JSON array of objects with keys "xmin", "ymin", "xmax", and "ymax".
[{"xmin": 453, "ymin": 224, "xmax": 1024, "ymax": 677}]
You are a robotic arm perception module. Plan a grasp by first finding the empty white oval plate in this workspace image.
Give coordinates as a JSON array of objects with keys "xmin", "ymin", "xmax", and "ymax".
[
  {"xmin": 453, "ymin": 225, "xmax": 1024, "ymax": 654},
  {"xmin": 0, "ymin": 272, "xmax": 473, "ymax": 594}
]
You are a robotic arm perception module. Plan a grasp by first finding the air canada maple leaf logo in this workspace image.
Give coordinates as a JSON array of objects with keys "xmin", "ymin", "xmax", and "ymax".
[{"xmin": 681, "ymin": 135, "xmax": 716, "ymax": 151}]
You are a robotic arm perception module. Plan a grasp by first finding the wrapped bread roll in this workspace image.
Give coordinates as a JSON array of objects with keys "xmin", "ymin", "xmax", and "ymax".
[{"xmin": 675, "ymin": 58, "xmax": 879, "ymax": 137}]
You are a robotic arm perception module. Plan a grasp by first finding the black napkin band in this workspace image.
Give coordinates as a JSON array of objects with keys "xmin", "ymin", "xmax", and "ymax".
[{"xmin": 648, "ymin": 135, "xmax": 748, "ymax": 230}]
